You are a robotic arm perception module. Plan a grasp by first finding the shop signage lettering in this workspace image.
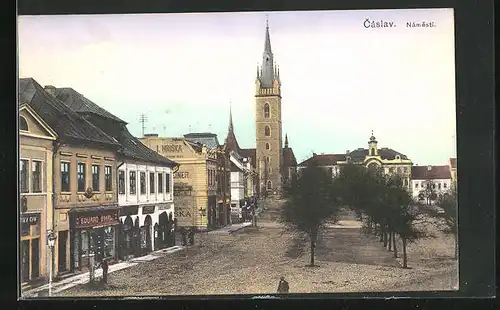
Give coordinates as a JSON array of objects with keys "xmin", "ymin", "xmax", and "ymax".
[
  {"xmin": 174, "ymin": 209, "xmax": 192, "ymax": 218},
  {"xmin": 20, "ymin": 214, "xmax": 40, "ymax": 225},
  {"xmin": 157, "ymin": 204, "xmax": 171, "ymax": 210},
  {"xmin": 174, "ymin": 171, "xmax": 189, "ymax": 179},
  {"xmin": 74, "ymin": 210, "xmax": 119, "ymax": 229},
  {"xmin": 142, "ymin": 205, "xmax": 155, "ymax": 214},
  {"xmin": 162, "ymin": 145, "xmax": 183, "ymax": 153},
  {"xmin": 121, "ymin": 205, "xmax": 139, "ymax": 216}
]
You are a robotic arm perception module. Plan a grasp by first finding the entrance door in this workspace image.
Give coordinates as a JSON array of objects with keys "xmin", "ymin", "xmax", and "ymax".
[
  {"xmin": 21, "ymin": 240, "xmax": 30, "ymax": 283},
  {"xmin": 144, "ymin": 215, "xmax": 152, "ymax": 253},
  {"xmin": 58, "ymin": 231, "xmax": 68, "ymax": 272},
  {"xmin": 31, "ymin": 238, "xmax": 40, "ymax": 279}
]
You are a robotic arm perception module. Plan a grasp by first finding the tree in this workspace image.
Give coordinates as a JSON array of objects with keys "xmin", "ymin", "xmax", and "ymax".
[
  {"xmin": 280, "ymin": 161, "xmax": 340, "ymax": 266},
  {"xmin": 434, "ymin": 188, "xmax": 458, "ymax": 259},
  {"xmin": 420, "ymin": 178, "xmax": 437, "ymax": 206}
]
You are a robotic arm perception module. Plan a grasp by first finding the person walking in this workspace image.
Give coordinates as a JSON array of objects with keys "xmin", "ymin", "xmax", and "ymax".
[
  {"xmin": 277, "ymin": 276, "xmax": 289, "ymax": 293},
  {"xmin": 101, "ymin": 258, "xmax": 109, "ymax": 285}
]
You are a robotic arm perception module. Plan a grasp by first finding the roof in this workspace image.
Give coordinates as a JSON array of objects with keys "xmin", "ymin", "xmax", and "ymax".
[
  {"xmin": 184, "ymin": 133, "xmax": 220, "ymax": 149},
  {"xmin": 283, "ymin": 148, "xmax": 297, "ymax": 167},
  {"xmin": 347, "ymin": 148, "xmax": 409, "ymax": 161},
  {"xmin": 53, "ymin": 87, "xmax": 126, "ymax": 124},
  {"xmin": 411, "ymin": 165, "xmax": 451, "ymax": 180},
  {"xmin": 225, "ymin": 129, "xmax": 241, "ymax": 154},
  {"xmin": 19, "ymin": 78, "xmax": 120, "ymax": 148},
  {"xmin": 298, "ymin": 154, "xmax": 346, "ymax": 167},
  {"xmin": 240, "ymin": 148, "xmax": 256, "ymax": 168},
  {"xmin": 450, "ymin": 158, "xmax": 457, "ymax": 169},
  {"xmin": 119, "ymin": 129, "xmax": 178, "ymax": 167}
]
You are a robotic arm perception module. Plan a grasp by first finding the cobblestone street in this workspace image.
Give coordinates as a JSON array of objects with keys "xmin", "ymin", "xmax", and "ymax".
[{"xmin": 57, "ymin": 210, "xmax": 457, "ymax": 296}]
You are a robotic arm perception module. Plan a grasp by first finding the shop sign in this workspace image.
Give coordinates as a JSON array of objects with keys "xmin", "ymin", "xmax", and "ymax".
[
  {"xmin": 74, "ymin": 209, "xmax": 119, "ymax": 229},
  {"xmin": 20, "ymin": 213, "xmax": 40, "ymax": 225},
  {"xmin": 142, "ymin": 205, "xmax": 155, "ymax": 215},
  {"xmin": 162, "ymin": 144, "xmax": 183, "ymax": 153},
  {"xmin": 157, "ymin": 204, "xmax": 171, "ymax": 211},
  {"xmin": 174, "ymin": 171, "xmax": 190, "ymax": 179},
  {"xmin": 121, "ymin": 205, "xmax": 139, "ymax": 216}
]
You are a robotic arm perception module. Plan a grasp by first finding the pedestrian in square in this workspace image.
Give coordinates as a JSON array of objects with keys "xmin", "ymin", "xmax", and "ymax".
[
  {"xmin": 101, "ymin": 258, "xmax": 109, "ymax": 285},
  {"xmin": 277, "ymin": 276, "xmax": 289, "ymax": 293}
]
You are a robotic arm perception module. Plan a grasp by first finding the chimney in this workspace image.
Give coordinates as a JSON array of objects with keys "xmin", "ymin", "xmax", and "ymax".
[{"xmin": 44, "ymin": 85, "xmax": 56, "ymax": 96}]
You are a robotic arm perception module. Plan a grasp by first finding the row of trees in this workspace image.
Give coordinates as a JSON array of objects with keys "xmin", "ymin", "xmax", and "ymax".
[{"xmin": 280, "ymin": 161, "xmax": 457, "ymax": 268}]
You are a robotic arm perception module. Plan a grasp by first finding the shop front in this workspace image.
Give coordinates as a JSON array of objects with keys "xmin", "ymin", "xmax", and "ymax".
[
  {"xmin": 69, "ymin": 206, "xmax": 120, "ymax": 272},
  {"xmin": 20, "ymin": 213, "xmax": 41, "ymax": 284}
]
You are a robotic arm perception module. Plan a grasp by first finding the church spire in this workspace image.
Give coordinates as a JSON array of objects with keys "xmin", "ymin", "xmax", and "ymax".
[
  {"xmin": 228, "ymin": 101, "xmax": 234, "ymax": 132},
  {"xmin": 259, "ymin": 17, "xmax": 275, "ymax": 88},
  {"xmin": 285, "ymin": 133, "xmax": 289, "ymax": 148}
]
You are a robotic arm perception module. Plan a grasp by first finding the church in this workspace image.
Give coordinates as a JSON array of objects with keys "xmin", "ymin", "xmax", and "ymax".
[{"xmin": 224, "ymin": 20, "xmax": 297, "ymax": 198}]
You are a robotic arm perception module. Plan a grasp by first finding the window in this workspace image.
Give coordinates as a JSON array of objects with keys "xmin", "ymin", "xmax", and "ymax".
[
  {"xmin": 166, "ymin": 173, "xmax": 171, "ymax": 193},
  {"xmin": 61, "ymin": 162, "xmax": 70, "ymax": 192},
  {"xmin": 20, "ymin": 116, "xmax": 29, "ymax": 131},
  {"xmin": 105, "ymin": 166, "xmax": 112, "ymax": 191},
  {"xmin": 140, "ymin": 172, "xmax": 146, "ymax": 194},
  {"xmin": 415, "ymin": 183, "xmax": 419, "ymax": 188},
  {"xmin": 389, "ymin": 167, "xmax": 394, "ymax": 173},
  {"xmin": 370, "ymin": 149, "xmax": 374, "ymax": 156},
  {"xmin": 150, "ymin": 172, "xmax": 155, "ymax": 194},
  {"xmin": 92, "ymin": 165, "xmax": 100, "ymax": 191},
  {"xmin": 267, "ymin": 180, "xmax": 272, "ymax": 190},
  {"xmin": 268, "ymin": 167, "xmax": 272, "ymax": 173},
  {"xmin": 397, "ymin": 167, "xmax": 402, "ymax": 173},
  {"xmin": 267, "ymin": 156, "xmax": 270, "ymax": 163},
  {"xmin": 432, "ymin": 183, "xmax": 436, "ymax": 189},
  {"xmin": 444, "ymin": 183, "xmax": 447, "ymax": 189},
  {"xmin": 404, "ymin": 179, "xmax": 408, "ymax": 186},
  {"xmin": 20, "ymin": 160, "xmax": 29, "ymax": 193},
  {"xmin": 438, "ymin": 183, "xmax": 441, "ymax": 189},
  {"xmin": 395, "ymin": 155, "xmax": 401, "ymax": 160},
  {"xmin": 264, "ymin": 125, "xmax": 270, "ymax": 136},
  {"xmin": 77, "ymin": 163, "xmax": 86, "ymax": 192},
  {"xmin": 264, "ymin": 103, "xmax": 270, "ymax": 118},
  {"xmin": 32, "ymin": 161, "xmax": 42, "ymax": 193},
  {"xmin": 404, "ymin": 167, "xmax": 408, "ymax": 173},
  {"xmin": 129, "ymin": 171, "xmax": 136, "ymax": 195},
  {"xmin": 158, "ymin": 173, "xmax": 163, "ymax": 193},
  {"xmin": 118, "ymin": 170, "xmax": 125, "ymax": 194},
  {"xmin": 266, "ymin": 143, "xmax": 270, "ymax": 150}
]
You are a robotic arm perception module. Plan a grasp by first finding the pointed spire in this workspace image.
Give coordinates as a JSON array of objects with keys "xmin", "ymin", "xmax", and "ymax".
[
  {"xmin": 228, "ymin": 101, "xmax": 234, "ymax": 132},
  {"xmin": 260, "ymin": 17, "xmax": 275, "ymax": 88},
  {"xmin": 264, "ymin": 17, "xmax": 272, "ymax": 55},
  {"xmin": 285, "ymin": 133, "xmax": 289, "ymax": 148}
]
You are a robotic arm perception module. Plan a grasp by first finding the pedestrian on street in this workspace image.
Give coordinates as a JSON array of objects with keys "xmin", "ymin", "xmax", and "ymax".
[
  {"xmin": 277, "ymin": 276, "xmax": 289, "ymax": 293},
  {"xmin": 101, "ymin": 258, "xmax": 109, "ymax": 285}
]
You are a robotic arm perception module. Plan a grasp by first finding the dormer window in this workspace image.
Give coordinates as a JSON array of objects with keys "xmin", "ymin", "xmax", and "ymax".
[
  {"xmin": 346, "ymin": 156, "xmax": 351, "ymax": 162},
  {"xmin": 20, "ymin": 116, "xmax": 28, "ymax": 131},
  {"xmin": 395, "ymin": 155, "xmax": 401, "ymax": 160}
]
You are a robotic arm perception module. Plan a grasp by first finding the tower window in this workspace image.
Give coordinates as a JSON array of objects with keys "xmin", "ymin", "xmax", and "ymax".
[
  {"xmin": 267, "ymin": 180, "xmax": 272, "ymax": 190},
  {"xmin": 264, "ymin": 103, "xmax": 270, "ymax": 118},
  {"xmin": 266, "ymin": 143, "xmax": 270, "ymax": 150},
  {"xmin": 265, "ymin": 125, "xmax": 270, "ymax": 136},
  {"xmin": 267, "ymin": 157, "xmax": 270, "ymax": 163}
]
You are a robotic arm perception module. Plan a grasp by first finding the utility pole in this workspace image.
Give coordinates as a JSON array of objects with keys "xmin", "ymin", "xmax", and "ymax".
[{"xmin": 139, "ymin": 113, "xmax": 148, "ymax": 137}]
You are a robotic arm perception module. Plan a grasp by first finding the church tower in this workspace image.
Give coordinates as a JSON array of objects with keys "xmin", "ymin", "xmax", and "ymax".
[{"xmin": 255, "ymin": 19, "xmax": 282, "ymax": 195}]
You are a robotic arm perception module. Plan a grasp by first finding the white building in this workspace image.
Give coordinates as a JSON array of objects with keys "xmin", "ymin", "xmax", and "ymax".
[
  {"xmin": 411, "ymin": 165, "xmax": 452, "ymax": 204},
  {"xmin": 229, "ymin": 151, "xmax": 247, "ymax": 222}
]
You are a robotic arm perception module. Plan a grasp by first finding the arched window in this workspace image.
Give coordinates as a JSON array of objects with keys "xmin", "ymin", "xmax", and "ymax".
[
  {"xmin": 267, "ymin": 180, "xmax": 272, "ymax": 190},
  {"xmin": 264, "ymin": 125, "xmax": 270, "ymax": 136},
  {"xmin": 266, "ymin": 157, "xmax": 270, "ymax": 163},
  {"xmin": 264, "ymin": 103, "xmax": 270, "ymax": 118},
  {"xmin": 20, "ymin": 116, "xmax": 28, "ymax": 131},
  {"xmin": 265, "ymin": 143, "xmax": 270, "ymax": 150}
]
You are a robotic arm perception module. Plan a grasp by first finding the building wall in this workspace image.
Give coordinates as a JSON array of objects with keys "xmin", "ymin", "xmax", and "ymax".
[
  {"xmin": 20, "ymin": 127, "xmax": 54, "ymax": 282},
  {"xmin": 230, "ymin": 171, "xmax": 245, "ymax": 203},
  {"xmin": 52, "ymin": 144, "xmax": 117, "ymax": 276},
  {"xmin": 411, "ymin": 178, "xmax": 452, "ymax": 200},
  {"xmin": 255, "ymin": 80, "xmax": 282, "ymax": 194}
]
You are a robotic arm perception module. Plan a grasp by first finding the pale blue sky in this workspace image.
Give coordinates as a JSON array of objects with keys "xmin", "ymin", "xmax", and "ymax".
[{"xmin": 18, "ymin": 9, "xmax": 456, "ymax": 165}]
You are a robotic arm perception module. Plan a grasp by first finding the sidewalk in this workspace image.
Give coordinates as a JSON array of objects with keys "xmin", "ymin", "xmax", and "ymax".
[
  {"xmin": 21, "ymin": 245, "xmax": 184, "ymax": 298},
  {"xmin": 208, "ymin": 222, "xmax": 252, "ymax": 235}
]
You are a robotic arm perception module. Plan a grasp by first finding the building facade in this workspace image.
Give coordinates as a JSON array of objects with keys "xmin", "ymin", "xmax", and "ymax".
[
  {"xmin": 20, "ymin": 78, "xmax": 122, "ymax": 278},
  {"xmin": 229, "ymin": 151, "xmax": 247, "ymax": 223},
  {"xmin": 411, "ymin": 165, "xmax": 452, "ymax": 204},
  {"xmin": 19, "ymin": 104, "xmax": 57, "ymax": 286},
  {"xmin": 449, "ymin": 157, "xmax": 457, "ymax": 190},
  {"xmin": 297, "ymin": 153, "xmax": 346, "ymax": 178},
  {"xmin": 140, "ymin": 136, "xmax": 220, "ymax": 230},
  {"xmin": 51, "ymin": 87, "xmax": 179, "ymax": 260}
]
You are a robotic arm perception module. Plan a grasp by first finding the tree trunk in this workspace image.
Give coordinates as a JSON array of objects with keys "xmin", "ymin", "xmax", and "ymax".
[
  {"xmin": 402, "ymin": 237, "xmax": 408, "ymax": 268},
  {"xmin": 379, "ymin": 224, "xmax": 384, "ymax": 242},
  {"xmin": 310, "ymin": 237, "xmax": 315, "ymax": 266},
  {"xmin": 388, "ymin": 230, "xmax": 392, "ymax": 251},
  {"xmin": 392, "ymin": 232, "xmax": 398, "ymax": 258},
  {"xmin": 383, "ymin": 226, "xmax": 388, "ymax": 248}
]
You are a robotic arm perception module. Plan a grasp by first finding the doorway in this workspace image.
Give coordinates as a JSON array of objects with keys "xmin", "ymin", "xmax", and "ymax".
[
  {"xmin": 58, "ymin": 230, "xmax": 68, "ymax": 272},
  {"xmin": 21, "ymin": 240, "xmax": 30, "ymax": 283},
  {"xmin": 31, "ymin": 238, "xmax": 40, "ymax": 279}
]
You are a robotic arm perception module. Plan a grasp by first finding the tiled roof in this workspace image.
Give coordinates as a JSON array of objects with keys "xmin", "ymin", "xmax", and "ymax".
[
  {"xmin": 184, "ymin": 133, "xmax": 220, "ymax": 149},
  {"xmin": 19, "ymin": 78, "xmax": 120, "ymax": 148},
  {"xmin": 348, "ymin": 148, "xmax": 409, "ymax": 161},
  {"xmin": 411, "ymin": 165, "xmax": 451, "ymax": 180},
  {"xmin": 120, "ymin": 129, "xmax": 178, "ymax": 167},
  {"xmin": 298, "ymin": 154, "xmax": 346, "ymax": 167},
  {"xmin": 283, "ymin": 147, "xmax": 297, "ymax": 167},
  {"xmin": 53, "ymin": 88, "xmax": 126, "ymax": 124},
  {"xmin": 240, "ymin": 148, "xmax": 256, "ymax": 168},
  {"xmin": 225, "ymin": 130, "xmax": 241, "ymax": 154},
  {"xmin": 449, "ymin": 158, "xmax": 457, "ymax": 169}
]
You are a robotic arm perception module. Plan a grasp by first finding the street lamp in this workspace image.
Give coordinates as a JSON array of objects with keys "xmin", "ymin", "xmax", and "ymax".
[{"xmin": 47, "ymin": 231, "xmax": 57, "ymax": 296}]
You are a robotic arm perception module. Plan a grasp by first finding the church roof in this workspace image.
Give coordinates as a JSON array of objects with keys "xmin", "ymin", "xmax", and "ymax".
[
  {"xmin": 283, "ymin": 148, "xmax": 297, "ymax": 167},
  {"xmin": 411, "ymin": 165, "xmax": 451, "ymax": 180}
]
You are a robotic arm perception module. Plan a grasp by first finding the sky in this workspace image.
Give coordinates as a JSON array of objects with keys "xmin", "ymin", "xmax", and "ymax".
[{"xmin": 18, "ymin": 9, "xmax": 456, "ymax": 165}]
